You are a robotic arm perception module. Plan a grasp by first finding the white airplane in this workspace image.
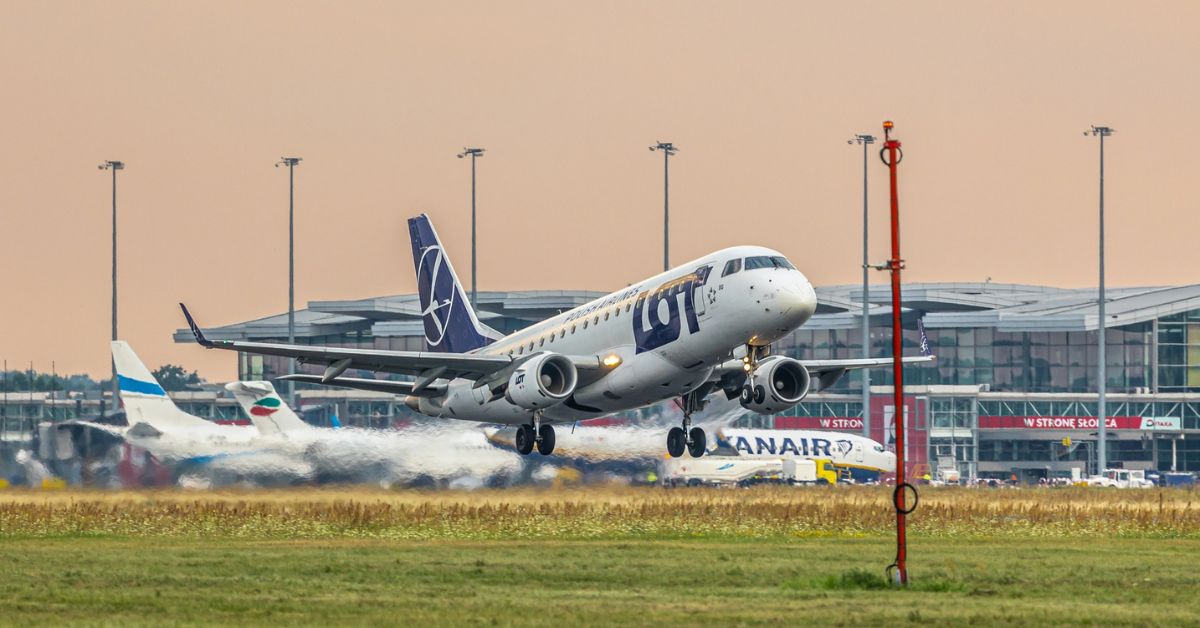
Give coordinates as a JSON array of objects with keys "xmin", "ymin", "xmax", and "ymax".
[
  {"xmin": 715, "ymin": 428, "xmax": 896, "ymax": 476},
  {"xmin": 72, "ymin": 341, "xmax": 314, "ymax": 480},
  {"xmin": 225, "ymin": 380, "xmax": 523, "ymax": 485},
  {"xmin": 181, "ymin": 213, "xmax": 932, "ymax": 458}
]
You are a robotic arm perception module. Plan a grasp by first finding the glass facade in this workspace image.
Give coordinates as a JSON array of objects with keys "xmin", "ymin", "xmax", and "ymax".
[{"xmin": 778, "ymin": 320, "xmax": 1166, "ymax": 394}]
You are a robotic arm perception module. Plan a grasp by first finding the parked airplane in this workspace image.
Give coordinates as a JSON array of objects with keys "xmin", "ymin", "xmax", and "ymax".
[
  {"xmin": 181, "ymin": 213, "xmax": 932, "ymax": 458},
  {"xmin": 71, "ymin": 341, "xmax": 314, "ymax": 481},
  {"xmin": 715, "ymin": 428, "xmax": 896, "ymax": 478},
  {"xmin": 225, "ymin": 380, "xmax": 522, "ymax": 485}
]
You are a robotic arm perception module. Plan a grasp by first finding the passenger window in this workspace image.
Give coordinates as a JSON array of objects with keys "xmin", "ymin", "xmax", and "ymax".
[
  {"xmin": 625, "ymin": 303, "xmax": 631, "ymax": 313},
  {"xmin": 528, "ymin": 341, "xmax": 535, "ymax": 351},
  {"xmin": 583, "ymin": 321, "xmax": 589, "ymax": 329},
  {"xmin": 594, "ymin": 315, "xmax": 599, "ymax": 325},
  {"xmin": 560, "ymin": 329, "xmax": 566, "ymax": 338},
  {"xmin": 539, "ymin": 338, "xmax": 545, "ymax": 347},
  {"xmin": 571, "ymin": 324, "xmax": 576, "ymax": 334},
  {"xmin": 722, "ymin": 259, "xmax": 741, "ymax": 276}
]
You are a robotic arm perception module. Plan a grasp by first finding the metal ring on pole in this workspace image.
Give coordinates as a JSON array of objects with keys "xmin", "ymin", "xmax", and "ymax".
[
  {"xmin": 892, "ymin": 482, "xmax": 919, "ymax": 515},
  {"xmin": 879, "ymin": 146, "xmax": 904, "ymax": 166}
]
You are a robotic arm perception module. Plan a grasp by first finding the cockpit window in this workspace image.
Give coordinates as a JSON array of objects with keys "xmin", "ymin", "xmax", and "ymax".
[
  {"xmin": 744, "ymin": 255, "xmax": 795, "ymax": 270},
  {"xmin": 873, "ymin": 445, "xmax": 886, "ymax": 453},
  {"xmin": 721, "ymin": 259, "xmax": 741, "ymax": 276}
]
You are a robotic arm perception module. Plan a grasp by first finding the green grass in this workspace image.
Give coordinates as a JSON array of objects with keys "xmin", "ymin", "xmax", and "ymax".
[
  {"xmin": 3, "ymin": 487, "xmax": 1199, "ymax": 624},
  {"xmin": 2, "ymin": 536, "xmax": 1198, "ymax": 626}
]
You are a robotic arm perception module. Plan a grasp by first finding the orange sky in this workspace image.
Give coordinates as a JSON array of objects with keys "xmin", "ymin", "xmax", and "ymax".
[{"xmin": 2, "ymin": 1, "xmax": 1198, "ymax": 381}]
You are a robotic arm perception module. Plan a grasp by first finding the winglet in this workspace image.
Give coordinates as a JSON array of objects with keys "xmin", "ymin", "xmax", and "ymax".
[
  {"xmin": 179, "ymin": 303, "xmax": 214, "ymax": 348},
  {"xmin": 918, "ymin": 318, "xmax": 933, "ymax": 358}
]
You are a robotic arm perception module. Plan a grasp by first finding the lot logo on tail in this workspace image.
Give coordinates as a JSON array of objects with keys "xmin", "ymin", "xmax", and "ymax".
[
  {"xmin": 416, "ymin": 245, "xmax": 456, "ymax": 348},
  {"xmin": 250, "ymin": 396, "xmax": 281, "ymax": 417}
]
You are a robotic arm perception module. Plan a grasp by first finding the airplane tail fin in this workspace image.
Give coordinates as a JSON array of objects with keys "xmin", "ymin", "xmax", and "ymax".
[
  {"xmin": 225, "ymin": 381, "xmax": 310, "ymax": 435},
  {"xmin": 407, "ymin": 214, "xmax": 499, "ymax": 353},
  {"xmin": 111, "ymin": 341, "xmax": 212, "ymax": 432}
]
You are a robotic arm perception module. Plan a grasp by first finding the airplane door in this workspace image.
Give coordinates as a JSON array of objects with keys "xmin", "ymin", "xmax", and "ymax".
[
  {"xmin": 854, "ymin": 442, "xmax": 864, "ymax": 463},
  {"xmin": 693, "ymin": 265, "xmax": 714, "ymax": 321}
]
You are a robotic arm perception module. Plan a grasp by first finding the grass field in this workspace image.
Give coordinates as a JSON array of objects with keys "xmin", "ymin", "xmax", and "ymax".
[{"xmin": 2, "ymin": 486, "xmax": 1199, "ymax": 625}]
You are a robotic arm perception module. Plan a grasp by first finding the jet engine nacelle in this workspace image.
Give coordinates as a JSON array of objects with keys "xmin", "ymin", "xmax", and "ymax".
[
  {"xmin": 505, "ymin": 353, "xmax": 578, "ymax": 410},
  {"xmin": 740, "ymin": 357, "xmax": 811, "ymax": 414}
]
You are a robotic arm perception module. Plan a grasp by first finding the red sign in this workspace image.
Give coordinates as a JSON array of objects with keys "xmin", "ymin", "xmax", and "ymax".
[
  {"xmin": 774, "ymin": 417, "xmax": 864, "ymax": 431},
  {"xmin": 979, "ymin": 416, "xmax": 1143, "ymax": 430}
]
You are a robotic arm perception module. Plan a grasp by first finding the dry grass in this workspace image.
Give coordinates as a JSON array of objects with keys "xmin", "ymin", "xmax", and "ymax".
[{"xmin": 2, "ymin": 485, "xmax": 1197, "ymax": 540}]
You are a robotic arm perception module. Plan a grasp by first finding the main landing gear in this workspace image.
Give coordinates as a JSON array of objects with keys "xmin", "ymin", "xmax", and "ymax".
[
  {"xmin": 515, "ymin": 414, "xmax": 556, "ymax": 456},
  {"xmin": 667, "ymin": 389, "xmax": 708, "ymax": 458}
]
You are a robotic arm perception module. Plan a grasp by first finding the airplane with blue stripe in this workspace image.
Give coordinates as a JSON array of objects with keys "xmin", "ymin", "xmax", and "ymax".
[
  {"xmin": 181, "ymin": 213, "xmax": 933, "ymax": 460},
  {"xmin": 68, "ymin": 341, "xmax": 315, "ymax": 481}
]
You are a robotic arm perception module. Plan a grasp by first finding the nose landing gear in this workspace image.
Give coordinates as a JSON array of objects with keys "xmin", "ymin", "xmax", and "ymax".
[
  {"xmin": 667, "ymin": 388, "xmax": 710, "ymax": 458},
  {"xmin": 515, "ymin": 413, "xmax": 556, "ymax": 456}
]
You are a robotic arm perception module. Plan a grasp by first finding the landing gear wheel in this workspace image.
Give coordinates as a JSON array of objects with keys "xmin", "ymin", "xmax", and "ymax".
[
  {"xmin": 687, "ymin": 427, "xmax": 706, "ymax": 457},
  {"xmin": 740, "ymin": 386, "xmax": 753, "ymax": 405},
  {"xmin": 666, "ymin": 427, "xmax": 687, "ymax": 458},
  {"xmin": 515, "ymin": 424, "xmax": 535, "ymax": 455},
  {"xmin": 537, "ymin": 424, "xmax": 556, "ymax": 456}
]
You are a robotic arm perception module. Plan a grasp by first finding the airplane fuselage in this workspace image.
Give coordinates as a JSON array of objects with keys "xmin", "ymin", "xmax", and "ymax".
[{"xmin": 415, "ymin": 245, "xmax": 817, "ymax": 425}]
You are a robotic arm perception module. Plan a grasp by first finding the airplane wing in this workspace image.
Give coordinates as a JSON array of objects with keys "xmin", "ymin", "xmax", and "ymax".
[
  {"xmin": 277, "ymin": 374, "xmax": 448, "ymax": 397},
  {"xmin": 180, "ymin": 304, "xmax": 611, "ymax": 383},
  {"xmin": 709, "ymin": 319, "xmax": 936, "ymax": 395}
]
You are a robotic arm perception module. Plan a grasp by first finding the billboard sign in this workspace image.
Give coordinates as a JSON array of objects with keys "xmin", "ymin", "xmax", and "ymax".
[{"xmin": 978, "ymin": 416, "xmax": 1183, "ymax": 431}]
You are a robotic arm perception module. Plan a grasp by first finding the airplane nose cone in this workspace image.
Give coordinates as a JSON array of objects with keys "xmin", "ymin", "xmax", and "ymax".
[{"xmin": 779, "ymin": 277, "xmax": 817, "ymax": 326}]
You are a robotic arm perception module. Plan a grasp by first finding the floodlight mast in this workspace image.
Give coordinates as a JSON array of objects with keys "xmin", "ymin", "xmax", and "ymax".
[
  {"xmin": 849, "ymin": 134, "xmax": 876, "ymax": 438},
  {"xmin": 1085, "ymin": 125, "xmax": 1114, "ymax": 474},
  {"xmin": 276, "ymin": 157, "xmax": 302, "ymax": 405},
  {"xmin": 649, "ymin": 142, "xmax": 677, "ymax": 272},
  {"xmin": 98, "ymin": 160, "xmax": 124, "ymax": 403},
  {"xmin": 457, "ymin": 147, "xmax": 486, "ymax": 307}
]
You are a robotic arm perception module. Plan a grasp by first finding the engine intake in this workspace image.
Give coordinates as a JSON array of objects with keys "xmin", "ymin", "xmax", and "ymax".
[
  {"xmin": 505, "ymin": 353, "xmax": 578, "ymax": 410},
  {"xmin": 740, "ymin": 357, "xmax": 811, "ymax": 414}
]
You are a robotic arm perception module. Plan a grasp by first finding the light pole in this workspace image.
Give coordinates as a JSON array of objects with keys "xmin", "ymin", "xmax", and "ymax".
[
  {"xmin": 457, "ymin": 147, "xmax": 485, "ymax": 306},
  {"xmin": 649, "ymin": 142, "xmax": 677, "ymax": 272},
  {"xmin": 849, "ymin": 134, "xmax": 876, "ymax": 438},
  {"xmin": 98, "ymin": 160, "xmax": 124, "ymax": 403},
  {"xmin": 276, "ymin": 157, "xmax": 302, "ymax": 405},
  {"xmin": 1085, "ymin": 125, "xmax": 1114, "ymax": 474}
]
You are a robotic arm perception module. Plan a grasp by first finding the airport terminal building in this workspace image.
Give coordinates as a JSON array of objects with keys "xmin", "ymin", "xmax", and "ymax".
[{"xmin": 155, "ymin": 281, "xmax": 1200, "ymax": 481}]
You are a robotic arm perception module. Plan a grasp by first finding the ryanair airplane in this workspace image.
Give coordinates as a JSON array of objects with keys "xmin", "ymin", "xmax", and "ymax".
[
  {"xmin": 716, "ymin": 428, "xmax": 896, "ymax": 479},
  {"xmin": 181, "ymin": 214, "xmax": 932, "ymax": 458}
]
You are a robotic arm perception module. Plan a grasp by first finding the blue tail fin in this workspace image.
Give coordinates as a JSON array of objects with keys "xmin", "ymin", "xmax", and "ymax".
[{"xmin": 407, "ymin": 214, "xmax": 497, "ymax": 353}]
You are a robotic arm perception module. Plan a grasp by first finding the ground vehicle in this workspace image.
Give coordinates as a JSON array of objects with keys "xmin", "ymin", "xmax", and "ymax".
[
  {"xmin": 782, "ymin": 458, "xmax": 837, "ymax": 485},
  {"xmin": 660, "ymin": 456, "xmax": 781, "ymax": 486},
  {"xmin": 1160, "ymin": 472, "xmax": 1196, "ymax": 487},
  {"xmin": 1088, "ymin": 469, "xmax": 1154, "ymax": 488},
  {"xmin": 661, "ymin": 456, "xmax": 838, "ymax": 487}
]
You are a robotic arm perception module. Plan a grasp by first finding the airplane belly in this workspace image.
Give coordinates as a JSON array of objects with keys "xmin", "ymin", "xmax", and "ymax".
[{"xmin": 574, "ymin": 352, "xmax": 713, "ymax": 409}]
